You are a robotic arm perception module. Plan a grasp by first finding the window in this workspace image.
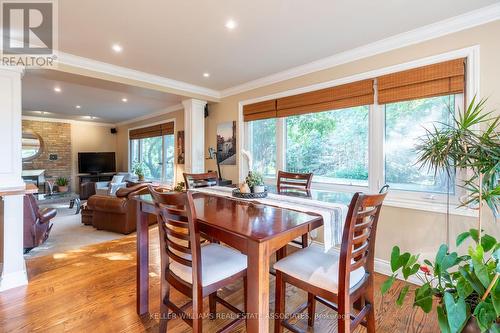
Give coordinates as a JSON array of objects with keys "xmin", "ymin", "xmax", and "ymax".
[
  {"xmin": 130, "ymin": 133, "xmax": 175, "ymax": 184},
  {"xmin": 248, "ymin": 118, "xmax": 276, "ymax": 177},
  {"xmin": 285, "ymin": 106, "xmax": 369, "ymax": 185},
  {"xmin": 384, "ymin": 95, "xmax": 456, "ymax": 193}
]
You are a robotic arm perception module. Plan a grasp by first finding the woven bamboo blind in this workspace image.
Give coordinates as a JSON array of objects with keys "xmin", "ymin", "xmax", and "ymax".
[
  {"xmin": 276, "ymin": 79, "xmax": 374, "ymax": 117},
  {"xmin": 129, "ymin": 121, "xmax": 174, "ymax": 140},
  {"xmin": 243, "ymin": 100, "xmax": 277, "ymax": 121},
  {"xmin": 377, "ymin": 58, "xmax": 466, "ymax": 104}
]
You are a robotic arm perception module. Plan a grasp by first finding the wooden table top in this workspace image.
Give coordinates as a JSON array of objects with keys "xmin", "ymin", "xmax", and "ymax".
[{"xmin": 134, "ymin": 185, "xmax": 353, "ymax": 243}]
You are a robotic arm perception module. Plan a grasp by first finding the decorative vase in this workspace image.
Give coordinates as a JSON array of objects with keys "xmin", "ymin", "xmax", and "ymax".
[
  {"xmin": 58, "ymin": 185, "xmax": 68, "ymax": 193},
  {"xmin": 461, "ymin": 317, "xmax": 480, "ymax": 333},
  {"xmin": 253, "ymin": 185, "xmax": 265, "ymax": 193},
  {"xmin": 138, "ymin": 175, "xmax": 144, "ymax": 181}
]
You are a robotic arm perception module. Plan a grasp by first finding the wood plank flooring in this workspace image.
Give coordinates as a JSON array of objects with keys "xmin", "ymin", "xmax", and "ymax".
[{"xmin": 0, "ymin": 227, "xmax": 439, "ymax": 332}]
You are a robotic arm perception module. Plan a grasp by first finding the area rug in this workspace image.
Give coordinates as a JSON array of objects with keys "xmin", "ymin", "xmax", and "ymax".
[{"xmin": 25, "ymin": 203, "xmax": 129, "ymax": 259}]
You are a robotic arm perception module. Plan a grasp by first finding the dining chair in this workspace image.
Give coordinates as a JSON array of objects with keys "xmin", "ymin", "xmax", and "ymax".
[
  {"xmin": 183, "ymin": 171, "xmax": 219, "ymax": 190},
  {"xmin": 273, "ymin": 191, "xmax": 387, "ymax": 333},
  {"xmin": 148, "ymin": 186, "xmax": 248, "ymax": 333},
  {"xmin": 379, "ymin": 184, "xmax": 390, "ymax": 194},
  {"xmin": 277, "ymin": 170, "xmax": 313, "ymax": 248}
]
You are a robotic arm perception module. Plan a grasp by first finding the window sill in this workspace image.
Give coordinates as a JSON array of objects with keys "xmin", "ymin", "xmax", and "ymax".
[{"xmin": 383, "ymin": 197, "xmax": 478, "ymax": 218}]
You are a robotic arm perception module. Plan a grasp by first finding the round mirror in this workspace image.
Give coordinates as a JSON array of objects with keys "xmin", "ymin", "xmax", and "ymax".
[{"xmin": 22, "ymin": 131, "xmax": 43, "ymax": 162}]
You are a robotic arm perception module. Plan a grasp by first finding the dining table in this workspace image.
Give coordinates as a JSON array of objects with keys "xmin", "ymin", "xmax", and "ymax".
[{"xmin": 133, "ymin": 185, "xmax": 352, "ymax": 333}]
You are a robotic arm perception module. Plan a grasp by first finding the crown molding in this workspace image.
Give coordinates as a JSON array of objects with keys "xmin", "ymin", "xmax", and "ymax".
[
  {"xmin": 56, "ymin": 52, "xmax": 221, "ymax": 100},
  {"xmin": 22, "ymin": 115, "xmax": 115, "ymax": 127},
  {"xmin": 115, "ymin": 103, "xmax": 184, "ymax": 127},
  {"xmin": 220, "ymin": 3, "xmax": 500, "ymax": 98}
]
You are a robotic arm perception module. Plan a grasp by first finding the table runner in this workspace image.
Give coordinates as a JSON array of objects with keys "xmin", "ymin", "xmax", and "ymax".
[{"xmin": 191, "ymin": 186, "xmax": 348, "ymax": 252}]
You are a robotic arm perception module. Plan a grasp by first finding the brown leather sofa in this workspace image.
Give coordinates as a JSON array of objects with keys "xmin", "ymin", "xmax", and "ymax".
[
  {"xmin": 86, "ymin": 184, "xmax": 156, "ymax": 234},
  {"xmin": 24, "ymin": 194, "xmax": 57, "ymax": 251}
]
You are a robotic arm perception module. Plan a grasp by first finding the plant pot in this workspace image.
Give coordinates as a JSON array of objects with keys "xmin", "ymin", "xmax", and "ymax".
[
  {"xmin": 138, "ymin": 175, "xmax": 145, "ymax": 181},
  {"xmin": 253, "ymin": 185, "xmax": 265, "ymax": 193},
  {"xmin": 462, "ymin": 317, "xmax": 480, "ymax": 333},
  {"xmin": 58, "ymin": 185, "xmax": 68, "ymax": 193}
]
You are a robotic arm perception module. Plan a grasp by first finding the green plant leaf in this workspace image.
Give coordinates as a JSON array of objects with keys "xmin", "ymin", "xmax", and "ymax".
[
  {"xmin": 469, "ymin": 229, "xmax": 479, "ymax": 243},
  {"xmin": 456, "ymin": 231, "xmax": 470, "ymax": 247},
  {"xmin": 437, "ymin": 306, "xmax": 451, "ymax": 333},
  {"xmin": 473, "ymin": 302, "xmax": 497, "ymax": 332},
  {"xmin": 390, "ymin": 246, "xmax": 400, "ymax": 272},
  {"xmin": 459, "ymin": 267, "xmax": 486, "ymax": 295},
  {"xmin": 414, "ymin": 283, "xmax": 433, "ymax": 313},
  {"xmin": 444, "ymin": 292, "xmax": 468, "ymax": 333},
  {"xmin": 492, "ymin": 279, "xmax": 500, "ymax": 317},
  {"xmin": 396, "ymin": 285, "xmax": 410, "ymax": 306},
  {"xmin": 381, "ymin": 275, "xmax": 396, "ymax": 295},
  {"xmin": 403, "ymin": 263, "xmax": 420, "ymax": 280},
  {"xmin": 456, "ymin": 276, "xmax": 473, "ymax": 299},
  {"xmin": 469, "ymin": 245, "xmax": 490, "ymax": 288},
  {"xmin": 481, "ymin": 234, "xmax": 496, "ymax": 252}
]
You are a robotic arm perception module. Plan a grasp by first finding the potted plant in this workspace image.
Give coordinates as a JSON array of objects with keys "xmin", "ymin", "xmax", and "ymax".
[
  {"xmin": 132, "ymin": 161, "xmax": 145, "ymax": 181},
  {"xmin": 382, "ymin": 97, "xmax": 500, "ymax": 332},
  {"xmin": 173, "ymin": 181, "xmax": 185, "ymax": 192},
  {"xmin": 246, "ymin": 171, "xmax": 265, "ymax": 193},
  {"xmin": 56, "ymin": 177, "xmax": 69, "ymax": 192}
]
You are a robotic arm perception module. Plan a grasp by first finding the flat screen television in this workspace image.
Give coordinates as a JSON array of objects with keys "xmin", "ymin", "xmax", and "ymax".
[{"xmin": 78, "ymin": 152, "xmax": 116, "ymax": 174}]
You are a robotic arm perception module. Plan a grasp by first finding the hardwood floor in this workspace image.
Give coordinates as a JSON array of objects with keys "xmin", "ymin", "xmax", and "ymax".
[{"xmin": 0, "ymin": 227, "xmax": 439, "ymax": 332}]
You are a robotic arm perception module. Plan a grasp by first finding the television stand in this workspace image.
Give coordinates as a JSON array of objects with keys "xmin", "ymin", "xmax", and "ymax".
[{"xmin": 78, "ymin": 173, "xmax": 116, "ymax": 199}]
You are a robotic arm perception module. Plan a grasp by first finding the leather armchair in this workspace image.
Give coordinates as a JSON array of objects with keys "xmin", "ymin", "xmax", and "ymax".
[
  {"xmin": 24, "ymin": 194, "xmax": 57, "ymax": 251},
  {"xmin": 87, "ymin": 183, "xmax": 155, "ymax": 234}
]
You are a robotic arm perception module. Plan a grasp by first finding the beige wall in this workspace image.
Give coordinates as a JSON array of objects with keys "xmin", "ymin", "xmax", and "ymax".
[
  {"xmin": 205, "ymin": 21, "xmax": 500, "ymax": 261},
  {"xmin": 116, "ymin": 109, "xmax": 185, "ymax": 185},
  {"xmin": 71, "ymin": 122, "xmax": 117, "ymax": 191}
]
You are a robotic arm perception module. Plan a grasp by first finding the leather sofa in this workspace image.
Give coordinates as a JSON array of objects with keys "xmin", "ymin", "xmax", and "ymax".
[
  {"xmin": 86, "ymin": 183, "xmax": 156, "ymax": 234},
  {"xmin": 24, "ymin": 194, "xmax": 57, "ymax": 251}
]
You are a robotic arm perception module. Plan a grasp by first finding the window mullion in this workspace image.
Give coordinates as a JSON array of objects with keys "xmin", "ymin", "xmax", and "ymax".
[
  {"xmin": 369, "ymin": 86, "xmax": 384, "ymax": 193},
  {"xmin": 276, "ymin": 117, "xmax": 285, "ymax": 176}
]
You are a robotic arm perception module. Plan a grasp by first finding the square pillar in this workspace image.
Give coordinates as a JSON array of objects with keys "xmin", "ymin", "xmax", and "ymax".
[
  {"xmin": 182, "ymin": 99, "xmax": 207, "ymax": 174},
  {"xmin": 0, "ymin": 66, "xmax": 27, "ymax": 291}
]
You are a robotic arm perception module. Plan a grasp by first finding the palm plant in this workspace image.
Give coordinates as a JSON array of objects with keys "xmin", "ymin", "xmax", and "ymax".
[{"xmin": 382, "ymin": 97, "xmax": 500, "ymax": 332}]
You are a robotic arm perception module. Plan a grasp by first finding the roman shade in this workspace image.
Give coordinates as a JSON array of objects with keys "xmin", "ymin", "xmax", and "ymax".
[
  {"xmin": 129, "ymin": 122, "xmax": 174, "ymax": 140},
  {"xmin": 377, "ymin": 58, "xmax": 466, "ymax": 104},
  {"xmin": 276, "ymin": 79, "xmax": 374, "ymax": 118},
  {"xmin": 243, "ymin": 100, "xmax": 277, "ymax": 121}
]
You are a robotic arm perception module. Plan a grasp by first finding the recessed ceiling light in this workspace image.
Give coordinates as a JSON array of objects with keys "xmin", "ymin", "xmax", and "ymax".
[
  {"xmin": 34, "ymin": 111, "xmax": 51, "ymax": 115},
  {"xmin": 54, "ymin": 87, "xmax": 61, "ymax": 93},
  {"xmin": 112, "ymin": 43, "xmax": 123, "ymax": 53},
  {"xmin": 83, "ymin": 115, "xmax": 98, "ymax": 120},
  {"xmin": 122, "ymin": 98, "xmax": 128, "ymax": 102},
  {"xmin": 203, "ymin": 73, "xmax": 210, "ymax": 78},
  {"xmin": 75, "ymin": 105, "xmax": 81, "ymax": 109},
  {"xmin": 225, "ymin": 19, "xmax": 237, "ymax": 30}
]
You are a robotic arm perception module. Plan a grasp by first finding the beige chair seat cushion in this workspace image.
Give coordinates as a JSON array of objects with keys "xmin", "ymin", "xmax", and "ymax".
[
  {"xmin": 274, "ymin": 246, "xmax": 366, "ymax": 293},
  {"xmin": 169, "ymin": 244, "xmax": 247, "ymax": 286}
]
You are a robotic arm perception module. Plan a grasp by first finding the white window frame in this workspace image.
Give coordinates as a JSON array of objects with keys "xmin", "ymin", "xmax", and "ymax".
[
  {"xmin": 238, "ymin": 46, "xmax": 480, "ymax": 216},
  {"xmin": 127, "ymin": 118, "xmax": 176, "ymax": 185}
]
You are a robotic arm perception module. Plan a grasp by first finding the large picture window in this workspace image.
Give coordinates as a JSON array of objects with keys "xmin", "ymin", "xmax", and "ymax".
[
  {"xmin": 129, "ymin": 123, "xmax": 175, "ymax": 184},
  {"xmin": 285, "ymin": 106, "xmax": 369, "ymax": 185},
  {"xmin": 384, "ymin": 95, "xmax": 456, "ymax": 193},
  {"xmin": 248, "ymin": 118, "xmax": 276, "ymax": 177}
]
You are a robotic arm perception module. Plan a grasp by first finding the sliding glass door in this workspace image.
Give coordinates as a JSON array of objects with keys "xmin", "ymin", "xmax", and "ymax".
[{"xmin": 130, "ymin": 134, "xmax": 175, "ymax": 184}]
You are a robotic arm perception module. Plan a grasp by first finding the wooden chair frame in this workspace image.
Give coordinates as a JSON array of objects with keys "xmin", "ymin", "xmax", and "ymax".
[
  {"xmin": 183, "ymin": 172, "xmax": 219, "ymax": 190},
  {"xmin": 148, "ymin": 186, "xmax": 247, "ymax": 333},
  {"xmin": 274, "ymin": 191, "xmax": 387, "ymax": 333}
]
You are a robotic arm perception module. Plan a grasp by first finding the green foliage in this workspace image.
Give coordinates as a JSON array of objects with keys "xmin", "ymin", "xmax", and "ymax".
[
  {"xmin": 381, "ymin": 233, "xmax": 500, "ymax": 332},
  {"xmin": 132, "ymin": 161, "xmax": 145, "ymax": 178},
  {"xmin": 173, "ymin": 181, "xmax": 185, "ymax": 192},
  {"xmin": 55, "ymin": 177, "xmax": 69, "ymax": 186},
  {"xmin": 415, "ymin": 96, "xmax": 500, "ymax": 218},
  {"xmin": 245, "ymin": 171, "xmax": 264, "ymax": 187}
]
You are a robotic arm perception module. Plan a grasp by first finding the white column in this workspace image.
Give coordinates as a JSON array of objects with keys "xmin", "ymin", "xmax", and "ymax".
[
  {"xmin": 0, "ymin": 66, "xmax": 27, "ymax": 291},
  {"xmin": 182, "ymin": 99, "xmax": 207, "ymax": 174}
]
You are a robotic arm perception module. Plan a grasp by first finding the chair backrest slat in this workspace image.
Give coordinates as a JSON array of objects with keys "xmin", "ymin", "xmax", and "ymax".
[
  {"xmin": 183, "ymin": 172, "xmax": 218, "ymax": 189},
  {"xmin": 338, "ymin": 191, "xmax": 387, "ymax": 295},
  {"xmin": 277, "ymin": 171, "xmax": 313, "ymax": 195}
]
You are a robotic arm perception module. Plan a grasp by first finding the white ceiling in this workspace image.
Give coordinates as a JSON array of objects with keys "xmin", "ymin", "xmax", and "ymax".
[
  {"xmin": 22, "ymin": 70, "xmax": 182, "ymax": 123},
  {"xmin": 57, "ymin": 0, "xmax": 500, "ymax": 90}
]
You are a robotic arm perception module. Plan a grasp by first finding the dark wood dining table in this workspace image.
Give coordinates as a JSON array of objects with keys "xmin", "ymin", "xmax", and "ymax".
[{"xmin": 133, "ymin": 186, "xmax": 352, "ymax": 333}]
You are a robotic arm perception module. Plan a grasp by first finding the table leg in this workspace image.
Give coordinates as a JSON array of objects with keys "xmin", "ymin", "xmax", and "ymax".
[
  {"xmin": 247, "ymin": 240, "xmax": 270, "ymax": 333},
  {"xmin": 74, "ymin": 198, "xmax": 81, "ymax": 215},
  {"xmin": 136, "ymin": 204, "xmax": 149, "ymax": 315}
]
